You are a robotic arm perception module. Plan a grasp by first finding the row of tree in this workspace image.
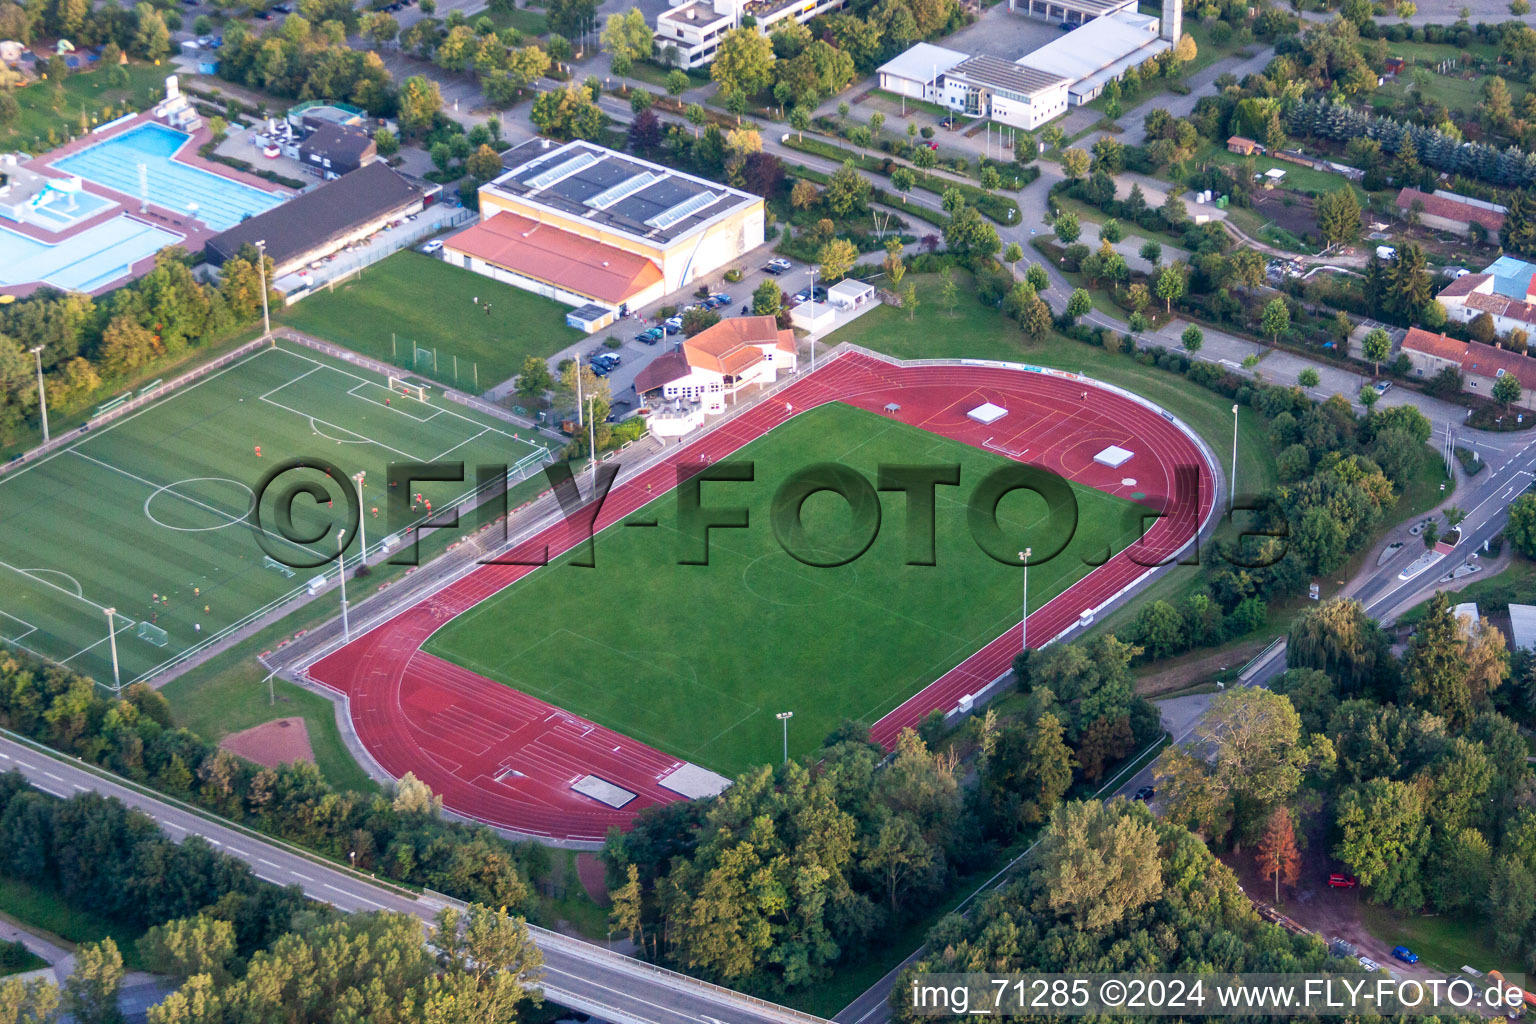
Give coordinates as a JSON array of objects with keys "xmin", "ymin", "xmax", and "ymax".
[
  {"xmin": 0, "ymin": 652, "xmax": 544, "ymax": 909},
  {"xmin": 0, "ymin": 246, "xmax": 276, "ymax": 447}
]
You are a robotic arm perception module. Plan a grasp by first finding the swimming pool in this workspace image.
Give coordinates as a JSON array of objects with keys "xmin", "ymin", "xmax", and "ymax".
[
  {"xmin": 0, "ymin": 216, "xmax": 182, "ymax": 292},
  {"xmin": 52, "ymin": 122, "xmax": 287, "ymax": 232},
  {"xmin": 27, "ymin": 189, "xmax": 115, "ymax": 228}
]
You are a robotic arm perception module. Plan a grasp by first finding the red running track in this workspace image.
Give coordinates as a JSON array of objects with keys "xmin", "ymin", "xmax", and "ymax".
[{"xmin": 307, "ymin": 352, "xmax": 1217, "ymax": 843}]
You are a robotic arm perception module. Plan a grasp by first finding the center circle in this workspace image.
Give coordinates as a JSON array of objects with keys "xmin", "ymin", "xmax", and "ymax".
[{"xmin": 144, "ymin": 477, "xmax": 256, "ymax": 532}]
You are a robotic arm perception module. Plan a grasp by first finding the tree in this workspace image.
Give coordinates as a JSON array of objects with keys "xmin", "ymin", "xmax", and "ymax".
[
  {"xmin": 1003, "ymin": 242, "xmax": 1024, "ymax": 278},
  {"xmin": 1053, "ymin": 210, "xmax": 1080, "ymax": 245},
  {"xmin": 1261, "ymin": 297, "xmax": 1290, "ymax": 344},
  {"xmin": 1033, "ymin": 800, "xmax": 1163, "ymax": 931},
  {"xmin": 1334, "ymin": 778, "xmax": 1428, "ymax": 909},
  {"xmin": 939, "ymin": 267, "xmax": 958, "ymax": 316},
  {"xmin": 628, "ymin": 108, "xmax": 662, "ymax": 153},
  {"xmin": 1060, "ymin": 147, "xmax": 1089, "ymax": 180},
  {"xmin": 602, "ymin": 9, "xmax": 651, "ymax": 64},
  {"xmin": 1099, "ymin": 218, "xmax": 1123, "ymax": 244},
  {"xmin": 666, "ymin": 69, "xmax": 690, "ymax": 96},
  {"xmin": 1493, "ymin": 372, "xmax": 1523, "ymax": 410},
  {"xmin": 1255, "ymin": 807, "xmax": 1301, "ymax": 904},
  {"xmin": 890, "ymin": 166, "xmax": 915, "ymax": 204},
  {"xmin": 824, "ymin": 160, "xmax": 871, "ymax": 217},
  {"xmin": 1315, "ymin": 187, "xmax": 1362, "ymax": 247},
  {"xmin": 397, "ymin": 75, "xmax": 442, "ymax": 136},
  {"xmin": 1139, "ymin": 240, "xmax": 1162, "ymax": 266},
  {"xmin": 902, "ymin": 281, "xmax": 918, "ymax": 322},
  {"xmin": 752, "ymin": 279, "xmax": 782, "ymax": 317},
  {"xmin": 1154, "ymin": 263, "xmax": 1184, "ymax": 313},
  {"xmin": 516, "ymin": 354, "xmax": 554, "ymax": 401},
  {"xmin": 1181, "ymin": 325, "xmax": 1203, "ymax": 353},
  {"xmin": 1026, "ymin": 263, "xmax": 1049, "ymax": 293},
  {"xmin": 466, "ymin": 143, "xmax": 502, "ymax": 182},
  {"xmin": 1021, "ymin": 298, "xmax": 1052, "ymax": 340},
  {"xmin": 62, "ymin": 939, "xmax": 123, "ymax": 1024},
  {"xmin": 1065, "ymin": 288, "xmax": 1091, "ymax": 322},
  {"xmin": 1362, "ymin": 326, "xmax": 1390, "ymax": 376},
  {"xmin": 883, "ymin": 239, "xmax": 906, "ymax": 288},
  {"xmin": 530, "ymin": 83, "xmax": 604, "ymax": 141},
  {"xmin": 711, "ymin": 27, "xmax": 774, "ymax": 97},
  {"xmin": 944, "ymin": 205, "xmax": 1000, "ymax": 262},
  {"xmin": 817, "ymin": 238, "xmax": 858, "ymax": 282},
  {"xmin": 610, "ymin": 863, "xmax": 643, "ymax": 944},
  {"xmin": 393, "ymin": 770, "xmax": 442, "ymax": 815},
  {"xmin": 136, "ymin": 915, "xmax": 235, "ymax": 984},
  {"xmin": 866, "ymin": 815, "xmax": 935, "ymax": 913},
  {"xmin": 546, "ymin": 0, "xmax": 596, "ymax": 37},
  {"xmin": 686, "ymin": 102, "xmax": 708, "ymax": 137},
  {"xmin": 681, "ymin": 307, "xmax": 721, "ymax": 336},
  {"xmin": 1299, "ymin": 368, "xmax": 1320, "ymax": 388},
  {"xmin": 1508, "ymin": 493, "xmax": 1536, "ymax": 557}
]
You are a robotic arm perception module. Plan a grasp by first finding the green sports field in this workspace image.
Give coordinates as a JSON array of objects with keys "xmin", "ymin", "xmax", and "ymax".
[
  {"xmin": 282, "ymin": 251, "xmax": 584, "ymax": 391},
  {"xmin": 0, "ymin": 340, "xmax": 552, "ymax": 687},
  {"xmin": 424, "ymin": 403, "xmax": 1145, "ymax": 775}
]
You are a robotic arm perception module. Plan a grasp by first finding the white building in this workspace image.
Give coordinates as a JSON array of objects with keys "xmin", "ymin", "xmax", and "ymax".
[
  {"xmin": 634, "ymin": 315, "xmax": 797, "ymax": 416},
  {"xmin": 940, "ymin": 55, "xmax": 1069, "ymax": 130},
  {"xmin": 877, "ymin": 42, "xmax": 969, "ymax": 103},
  {"xmin": 654, "ymin": 0, "xmax": 848, "ymax": 69},
  {"xmin": 1008, "ymin": 0, "xmax": 1138, "ymax": 26},
  {"xmin": 1015, "ymin": 9, "xmax": 1171, "ymax": 106}
]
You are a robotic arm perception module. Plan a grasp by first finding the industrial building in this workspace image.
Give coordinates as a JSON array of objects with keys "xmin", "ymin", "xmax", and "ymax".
[
  {"xmin": 1007, "ymin": 0, "xmax": 1138, "ymax": 26},
  {"xmin": 445, "ymin": 139, "xmax": 764, "ymax": 332},
  {"xmin": 879, "ymin": 0, "xmax": 1182, "ymax": 128}
]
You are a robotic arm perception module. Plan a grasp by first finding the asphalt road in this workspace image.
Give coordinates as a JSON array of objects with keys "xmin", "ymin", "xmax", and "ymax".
[{"xmin": 0, "ymin": 733, "xmax": 824, "ymax": 1024}]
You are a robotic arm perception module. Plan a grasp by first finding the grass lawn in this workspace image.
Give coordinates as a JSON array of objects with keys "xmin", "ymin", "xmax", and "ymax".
[
  {"xmin": 0, "ymin": 338, "xmax": 552, "ymax": 688},
  {"xmin": 1359, "ymin": 903, "xmax": 1507, "ymax": 975},
  {"xmin": 1191, "ymin": 140, "xmax": 1367, "ymax": 201},
  {"xmin": 0, "ymin": 942, "xmax": 46, "ymax": 978},
  {"xmin": 0, "ymin": 63, "xmax": 168, "ymax": 154},
  {"xmin": 0, "ymin": 877, "xmax": 147, "ymax": 970},
  {"xmin": 1083, "ymin": 23, "xmax": 1240, "ymax": 114},
  {"xmin": 426, "ymin": 402, "xmax": 1144, "ymax": 776},
  {"xmin": 281, "ymin": 251, "xmax": 584, "ymax": 391},
  {"xmin": 476, "ymin": 3, "xmax": 549, "ymax": 34}
]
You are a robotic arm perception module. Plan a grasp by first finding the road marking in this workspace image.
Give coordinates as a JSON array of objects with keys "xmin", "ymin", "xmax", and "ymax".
[
  {"xmin": 207, "ymin": 838, "xmax": 222, "ymax": 846},
  {"xmin": 255, "ymin": 873, "xmax": 286, "ymax": 886},
  {"xmin": 0, "ymin": 751, "xmax": 10, "ymax": 759},
  {"xmin": 165, "ymin": 821, "xmax": 186, "ymax": 832},
  {"xmin": 43, "ymin": 771, "xmax": 63, "ymax": 781},
  {"xmin": 228, "ymin": 847, "xmax": 251, "ymax": 858},
  {"xmin": 17, "ymin": 761, "xmax": 34, "ymax": 769},
  {"xmin": 259, "ymin": 858, "xmax": 281, "ymax": 868},
  {"xmin": 36, "ymin": 785, "xmax": 65, "ymax": 798},
  {"xmin": 72, "ymin": 783, "xmax": 86, "ymax": 791},
  {"xmin": 326, "ymin": 884, "xmax": 386, "ymax": 910},
  {"xmin": 290, "ymin": 871, "xmax": 314, "ymax": 881}
]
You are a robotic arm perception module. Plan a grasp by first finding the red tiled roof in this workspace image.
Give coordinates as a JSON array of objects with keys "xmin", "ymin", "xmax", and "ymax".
[
  {"xmin": 1438, "ymin": 272, "xmax": 1491, "ymax": 299},
  {"xmin": 445, "ymin": 211, "xmax": 662, "ymax": 305},
  {"xmin": 1403, "ymin": 327, "xmax": 1468, "ymax": 364},
  {"xmin": 682, "ymin": 316, "xmax": 788, "ymax": 375},
  {"xmin": 1461, "ymin": 341, "xmax": 1536, "ymax": 390},
  {"xmin": 634, "ymin": 350, "xmax": 690, "ymax": 394},
  {"xmin": 1395, "ymin": 188, "xmax": 1506, "ymax": 233}
]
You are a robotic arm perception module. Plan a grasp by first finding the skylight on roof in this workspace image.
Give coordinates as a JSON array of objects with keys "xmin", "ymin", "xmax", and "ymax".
[
  {"xmin": 526, "ymin": 151, "xmax": 599, "ymax": 190},
  {"xmin": 646, "ymin": 191, "xmax": 719, "ymax": 230},
  {"xmin": 585, "ymin": 171, "xmax": 659, "ymax": 210}
]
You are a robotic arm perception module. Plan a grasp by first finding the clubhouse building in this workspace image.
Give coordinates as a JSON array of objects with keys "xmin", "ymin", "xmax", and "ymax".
[{"xmin": 634, "ymin": 315, "xmax": 797, "ymax": 431}]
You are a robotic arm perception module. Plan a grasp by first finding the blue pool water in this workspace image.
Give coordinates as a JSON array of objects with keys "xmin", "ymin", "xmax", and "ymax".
[
  {"xmin": 27, "ymin": 189, "xmax": 115, "ymax": 228},
  {"xmin": 52, "ymin": 123, "xmax": 286, "ymax": 232},
  {"xmin": 0, "ymin": 217, "xmax": 181, "ymax": 292}
]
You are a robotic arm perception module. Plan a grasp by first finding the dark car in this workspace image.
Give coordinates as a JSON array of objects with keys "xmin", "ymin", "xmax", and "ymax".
[
  {"xmin": 710, "ymin": 293, "xmax": 731, "ymax": 306},
  {"xmin": 1133, "ymin": 786, "xmax": 1155, "ymax": 802},
  {"xmin": 792, "ymin": 286, "xmax": 828, "ymax": 304},
  {"xmin": 638, "ymin": 327, "xmax": 664, "ymax": 345}
]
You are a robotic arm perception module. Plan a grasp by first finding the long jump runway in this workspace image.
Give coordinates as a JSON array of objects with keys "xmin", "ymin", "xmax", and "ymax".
[{"xmin": 307, "ymin": 351, "xmax": 1218, "ymax": 843}]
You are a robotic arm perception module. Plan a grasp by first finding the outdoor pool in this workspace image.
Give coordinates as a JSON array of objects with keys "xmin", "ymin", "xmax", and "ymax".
[
  {"xmin": 0, "ymin": 216, "xmax": 182, "ymax": 292},
  {"xmin": 52, "ymin": 122, "xmax": 287, "ymax": 232}
]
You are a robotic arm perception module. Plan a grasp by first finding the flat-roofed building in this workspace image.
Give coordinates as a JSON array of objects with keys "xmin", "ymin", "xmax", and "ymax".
[
  {"xmin": 1016, "ymin": 9, "xmax": 1171, "ymax": 105},
  {"xmin": 940, "ymin": 55, "xmax": 1069, "ymax": 129},
  {"xmin": 1008, "ymin": 0, "xmax": 1136, "ymax": 26},
  {"xmin": 877, "ymin": 42, "xmax": 969, "ymax": 103},
  {"xmin": 448, "ymin": 139, "xmax": 764, "ymax": 329},
  {"xmin": 652, "ymin": 0, "xmax": 848, "ymax": 68}
]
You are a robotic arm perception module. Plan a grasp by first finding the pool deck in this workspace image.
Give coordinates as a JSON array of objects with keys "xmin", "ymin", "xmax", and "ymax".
[{"xmin": 1, "ymin": 112, "xmax": 297, "ymax": 299}]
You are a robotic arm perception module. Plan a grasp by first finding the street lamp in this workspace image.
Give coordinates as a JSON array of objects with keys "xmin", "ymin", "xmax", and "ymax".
[
  {"xmin": 337, "ymin": 530, "xmax": 351, "ymax": 642},
  {"xmin": 28, "ymin": 346, "xmax": 48, "ymax": 443},
  {"xmin": 1230, "ymin": 404, "xmax": 1239, "ymax": 514},
  {"xmin": 808, "ymin": 265, "xmax": 818, "ymax": 372},
  {"xmin": 776, "ymin": 711, "xmax": 794, "ymax": 764},
  {"xmin": 255, "ymin": 238, "xmax": 271, "ymax": 337},
  {"xmin": 1019, "ymin": 548, "xmax": 1031, "ymax": 651},
  {"xmin": 588, "ymin": 396, "xmax": 597, "ymax": 488},
  {"xmin": 103, "ymin": 607, "xmax": 121, "ymax": 691},
  {"xmin": 353, "ymin": 471, "xmax": 367, "ymax": 563}
]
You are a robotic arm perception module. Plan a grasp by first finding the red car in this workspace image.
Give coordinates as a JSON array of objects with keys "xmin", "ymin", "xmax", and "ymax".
[{"xmin": 1327, "ymin": 873, "xmax": 1358, "ymax": 889}]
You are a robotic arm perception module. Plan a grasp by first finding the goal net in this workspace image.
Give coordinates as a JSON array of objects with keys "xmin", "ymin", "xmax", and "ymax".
[
  {"xmin": 387, "ymin": 376, "xmax": 430, "ymax": 402},
  {"xmin": 136, "ymin": 621, "xmax": 169, "ymax": 647}
]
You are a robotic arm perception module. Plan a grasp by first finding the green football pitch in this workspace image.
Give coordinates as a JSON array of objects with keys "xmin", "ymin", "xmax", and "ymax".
[
  {"xmin": 0, "ymin": 340, "xmax": 552, "ymax": 688},
  {"xmin": 425, "ymin": 403, "xmax": 1146, "ymax": 775}
]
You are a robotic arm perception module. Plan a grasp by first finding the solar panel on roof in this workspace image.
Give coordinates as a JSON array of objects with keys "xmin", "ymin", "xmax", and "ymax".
[
  {"xmin": 585, "ymin": 171, "xmax": 659, "ymax": 210},
  {"xmin": 526, "ymin": 151, "xmax": 599, "ymax": 190},
  {"xmin": 645, "ymin": 190, "xmax": 719, "ymax": 229}
]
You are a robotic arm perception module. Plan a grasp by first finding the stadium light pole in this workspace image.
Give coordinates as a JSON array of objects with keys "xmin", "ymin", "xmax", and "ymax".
[
  {"xmin": 1230, "ymin": 403, "xmax": 1239, "ymax": 514},
  {"xmin": 353, "ymin": 471, "xmax": 367, "ymax": 563},
  {"xmin": 28, "ymin": 346, "xmax": 48, "ymax": 444},
  {"xmin": 776, "ymin": 711, "xmax": 793, "ymax": 764},
  {"xmin": 808, "ymin": 265, "xmax": 818, "ymax": 372},
  {"xmin": 256, "ymin": 239, "xmax": 271, "ymax": 337},
  {"xmin": 1018, "ymin": 548, "xmax": 1031, "ymax": 652},
  {"xmin": 103, "ymin": 607, "xmax": 121, "ymax": 691},
  {"xmin": 337, "ymin": 530, "xmax": 351, "ymax": 642}
]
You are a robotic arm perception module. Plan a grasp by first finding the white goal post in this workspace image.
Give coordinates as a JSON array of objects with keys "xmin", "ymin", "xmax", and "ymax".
[{"xmin": 387, "ymin": 376, "xmax": 430, "ymax": 402}]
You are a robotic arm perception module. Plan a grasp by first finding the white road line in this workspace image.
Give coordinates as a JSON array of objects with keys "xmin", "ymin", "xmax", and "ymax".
[
  {"xmin": 72, "ymin": 783, "xmax": 86, "ymax": 791},
  {"xmin": 165, "ymin": 821, "xmax": 186, "ymax": 831},
  {"xmin": 207, "ymin": 838, "xmax": 222, "ymax": 846},
  {"xmin": 36, "ymin": 785, "xmax": 66, "ymax": 798},
  {"xmin": 259, "ymin": 858, "xmax": 281, "ymax": 868},
  {"xmin": 228, "ymin": 847, "xmax": 251, "ymax": 857},
  {"xmin": 0, "ymin": 751, "xmax": 9, "ymax": 758},
  {"xmin": 17, "ymin": 761, "xmax": 33, "ymax": 769},
  {"xmin": 325, "ymin": 883, "xmax": 386, "ymax": 910},
  {"xmin": 290, "ymin": 871, "xmax": 314, "ymax": 881},
  {"xmin": 43, "ymin": 771, "xmax": 63, "ymax": 781}
]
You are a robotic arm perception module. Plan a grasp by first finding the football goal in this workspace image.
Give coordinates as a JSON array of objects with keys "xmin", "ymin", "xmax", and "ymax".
[
  {"xmin": 136, "ymin": 621, "xmax": 169, "ymax": 647},
  {"xmin": 388, "ymin": 376, "xmax": 430, "ymax": 402}
]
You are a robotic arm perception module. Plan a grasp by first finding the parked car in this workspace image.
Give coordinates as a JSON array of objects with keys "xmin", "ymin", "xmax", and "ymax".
[
  {"xmin": 763, "ymin": 258, "xmax": 792, "ymax": 275},
  {"xmin": 1327, "ymin": 873, "xmax": 1358, "ymax": 888},
  {"xmin": 417, "ymin": 240, "xmax": 443, "ymax": 255},
  {"xmin": 663, "ymin": 317, "xmax": 683, "ymax": 334},
  {"xmin": 1133, "ymin": 786, "xmax": 1155, "ymax": 802},
  {"xmin": 1373, "ymin": 380, "xmax": 1392, "ymax": 395},
  {"xmin": 710, "ymin": 293, "xmax": 731, "ymax": 307},
  {"xmin": 939, "ymin": 115, "xmax": 957, "ymax": 130},
  {"xmin": 1392, "ymin": 946, "xmax": 1419, "ymax": 965},
  {"xmin": 792, "ymin": 286, "xmax": 828, "ymax": 305},
  {"xmin": 1358, "ymin": 957, "xmax": 1384, "ymax": 973},
  {"xmin": 638, "ymin": 327, "xmax": 664, "ymax": 345}
]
